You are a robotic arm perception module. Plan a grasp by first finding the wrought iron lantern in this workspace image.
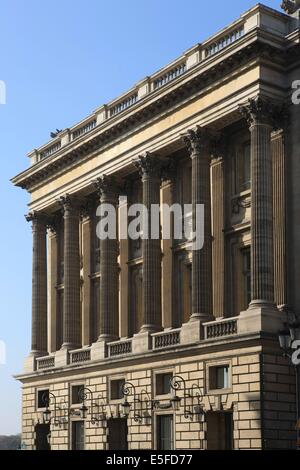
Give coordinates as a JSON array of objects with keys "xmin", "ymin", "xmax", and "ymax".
[
  {"xmin": 121, "ymin": 381, "xmax": 160, "ymax": 422},
  {"xmin": 170, "ymin": 375, "xmax": 204, "ymax": 420}
]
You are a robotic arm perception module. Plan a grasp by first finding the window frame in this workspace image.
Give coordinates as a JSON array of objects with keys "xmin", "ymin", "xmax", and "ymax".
[
  {"xmin": 36, "ymin": 388, "xmax": 50, "ymax": 411},
  {"xmin": 109, "ymin": 377, "xmax": 126, "ymax": 403},
  {"xmin": 205, "ymin": 360, "xmax": 232, "ymax": 395},
  {"xmin": 154, "ymin": 371, "xmax": 174, "ymax": 398},
  {"xmin": 155, "ymin": 413, "xmax": 175, "ymax": 451}
]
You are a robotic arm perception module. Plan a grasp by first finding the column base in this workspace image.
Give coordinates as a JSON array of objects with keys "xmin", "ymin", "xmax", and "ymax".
[
  {"xmin": 55, "ymin": 349, "xmax": 70, "ymax": 367},
  {"xmin": 238, "ymin": 301, "xmax": 287, "ymax": 335},
  {"xmin": 139, "ymin": 324, "xmax": 163, "ymax": 334},
  {"xmin": 91, "ymin": 341, "xmax": 107, "ymax": 361},
  {"xmin": 97, "ymin": 334, "xmax": 119, "ymax": 343},
  {"xmin": 24, "ymin": 351, "xmax": 47, "ymax": 373},
  {"xmin": 181, "ymin": 314, "xmax": 214, "ymax": 344},
  {"xmin": 132, "ymin": 332, "xmax": 152, "ymax": 354},
  {"xmin": 60, "ymin": 342, "xmax": 81, "ymax": 351}
]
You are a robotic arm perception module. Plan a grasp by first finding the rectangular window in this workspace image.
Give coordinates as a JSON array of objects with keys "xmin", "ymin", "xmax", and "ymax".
[
  {"xmin": 242, "ymin": 248, "xmax": 251, "ymax": 308},
  {"xmin": 56, "ymin": 289, "xmax": 64, "ymax": 350},
  {"xmin": 156, "ymin": 373, "xmax": 173, "ymax": 396},
  {"xmin": 93, "ymin": 214, "xmax": 101, "ymax": 273},
  {"xmin": 110, "ymin": 379, "xmax": 125, "ymax": 401},
  {"xmin": 37, "ymin": 389, "xmax": 49, "ymax": 409},
  {"xmin": 234, "ymin": 141, "xmax": 251, "ymax": 194},
  {"xmin": 58, "ymin": 223, "xmax": 64, "ymax": 284},
  {"xmin": 71, "ymin": 385, "xmax": 84, "ymax": 405},
  {"xmin": 72, "ymin": 421, "xmax": 85, "ymax": 450},
  {"xmin": 209, "ymin": 365, "xmax": 230, "ymax": 390},
  {"xmin": 174, "ymin": 252, "xmax": 192, "ymax": 326},
  {"xmin": 129, "ymin": 265, "xmax": 143, "ymax": 336},
  {"xmin": 157, "ymin": 415, "xmax": 174, "ymax": 450},
  {"xmin": 91, "ymin": 278, "xmax": 100, "ymax": 343}
]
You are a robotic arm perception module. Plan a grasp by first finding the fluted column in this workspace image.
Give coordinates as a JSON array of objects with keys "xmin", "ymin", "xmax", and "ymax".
[
  {"xmin": 95, "ymin": 176, "xmax": 119, "ymax": 342},
  {"xmin": 182, "ymin": 127, "xmax": 213, "ymax": 320},
  {"xmin": 59, "ymin": 195, "xmax": 81, "ymax": 350},
  {"xmin": 240, "ymin": 97, "xmax": 279, "ymax": 308},
  {"xmin": 135, "ymin": 153, "xmax": 162, "ymax": 333},
  {"xmin": 211, "ymin": 155, "xmax": 226, "ymax": 318},
  {"xmin": 48, "ymin": 218, "xmax": 59, "ymax": 353},
  {"xmin": 272, "ymin": 129, "xmax": 287, "ymax": 310},
  {"xmin": 26, "ymin": 212, "xmax": 48, "ymax": 355}
]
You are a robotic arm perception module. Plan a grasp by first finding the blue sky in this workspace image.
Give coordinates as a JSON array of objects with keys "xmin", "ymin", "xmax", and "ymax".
[{"xmin": 0, "ymin": 0, "xmax": 281, "ymax": 435}]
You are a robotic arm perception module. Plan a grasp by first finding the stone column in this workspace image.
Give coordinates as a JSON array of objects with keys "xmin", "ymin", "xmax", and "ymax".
[
  {"xmin": 239, "ymin": 96, "xmax": 286, "ymax": 334},
  {"xmin": 59, "ymin": 195, "xmax": 81, "ymax": 350},
  {"xmin": 161, "ymin": 177, "xmax": 175, "ymax": 328},
  {"xmin": 26, "ymin": 212, "xmax": 48, "ymax": 356},
  {"xmin": 272, "ymin": 129, "xmax": 287, "ymax": 310},
  {"xmin": 96, "ymin": 176, "xmax": 120, "ymax": 342},
  {"xmin": 48, "ymin": 218, "xmax": 59, "ymax": 353},
  {"xmin": 211, "ymin": 155, "xmax": 226, "ymax": 318},
  {"xmin": 240, "ymin": 97, "xmax": 276, "ymax": 307},
  {"xmin": 182, "ymin": 127, "xmax": 213, "ymax": 321},
  {"xmin": 135, "ymin": 153, "xmax": 162, "ymax": 333},
  {"xmin": 81, "ymin": 200, "xmax": 93, "ymax": 346}
]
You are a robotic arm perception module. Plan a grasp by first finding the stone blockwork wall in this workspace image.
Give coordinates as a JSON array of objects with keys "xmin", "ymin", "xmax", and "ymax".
[
  {"xmin": 262, "ymin": 353, "xmax": 296, "ymax": 450},
  {"xmin": 20, "ymin": 348, "xmax": 296, "ymax": 451}
]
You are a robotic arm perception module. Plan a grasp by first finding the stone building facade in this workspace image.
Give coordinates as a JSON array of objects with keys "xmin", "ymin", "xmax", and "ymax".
[{"xmin": 12, "ymin": 3, "xmax": 300, "ymax": 450}]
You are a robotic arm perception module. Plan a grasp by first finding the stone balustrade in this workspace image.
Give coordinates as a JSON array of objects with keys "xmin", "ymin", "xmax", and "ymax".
[
  {"xmin": 204, "ymin": 26, "xmax": 244, "ymax": 58},
  {"xmin": 152, "ymin": 329, "xmax": 181, "ymax": 349},
  {"xmin": 36, "ymin": 355, "xmax": 55, "ymax": 370},
  {"xmin": 33, "ymin": 316, "xmax": 248, "ymax": 371},
  {"xmin": 203, "ymin": 318, "xmax": 239, "ymax": 339},
  {"xmin": 71, "ymin": 119, "xmax": 97, "ymax": 141},
  {"xmin": 108, "ymin": 339, "xmax": 132, "ymax": 357},
  {"xmin": 70, "ymin": 348, "xmax": 91, "ymax": 364}
]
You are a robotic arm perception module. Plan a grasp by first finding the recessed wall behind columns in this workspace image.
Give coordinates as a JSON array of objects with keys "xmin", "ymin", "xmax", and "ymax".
[
  {"xmin": 20, "ymin": 343, "xmax": 296, "ymax": 451},
  {"xmin": 287, "ymin": 64, "xmax": 300, "ymax": 316}
]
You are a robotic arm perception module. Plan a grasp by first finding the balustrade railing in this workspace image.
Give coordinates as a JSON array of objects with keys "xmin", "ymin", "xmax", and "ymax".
[
  {"xmin": 152, "ymin": 329, "xmax": 181, "ymax": 350},
  {"xmin": 204, "ymin": 26, "xmax": 244, "ymax": 58},
  {"xmin": 36, "ymin": 356, "xmax": 55, "ymax": 370},
  {"xmin": 108, "ymin": 340, "xmax": 132, "ymax": 357},
  {"xmin": 204, "ymin": 318, "xmax": 238, "ymax": 339},
  {"xmin": 153, "ymin": 62, "xmax": 187, "ymax": 90},
  {"xmin": 40, "ymin": 141, "xmax": 61, "ymax": 160},
  {"xmin": 70, "ymin": 348, "xmax": 91, "ymax": 364},
  {"xmin": 109, "ymin": 93, "xmax": 138, "ymax": 117},
  {"xmin": 72, "ymin": 119, "xmax": 97, "ymax": 140}
]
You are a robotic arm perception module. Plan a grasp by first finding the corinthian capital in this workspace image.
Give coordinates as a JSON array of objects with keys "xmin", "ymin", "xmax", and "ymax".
[
  {"xmin": 93, "ymin": 175, "xmax": 119, "ymax": 200},
  {"xmin": 239, "ymin": 96, "xmax": 287, "ymax": 129},
  {"xmin": 133, "ymin": 152, "xmax": 162, "ymax": 179},
  {"xmin": 58, "ymin": 194, "xmax": 81, "ymax": 215},
  {"xmin": 182, "ymin": 126, "xmax": 212, "ymax": 155},
  {"xmin": 25, "ymin": 211, "xmax": 48, "ymax": 226},
  {"xmin": 281, "ymin": 0, "xmax": 300, "ymax": 14}
]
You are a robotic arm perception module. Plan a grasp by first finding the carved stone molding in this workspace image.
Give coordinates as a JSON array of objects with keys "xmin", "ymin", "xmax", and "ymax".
[
  {"xmin": 232, "ymin": 195, "xmax": 251, "ymax": 214},
  {"xmin": 281, "ymin": 0, "xmax": 300, "ymax": 14},
  {"xmin": 25, "ymin": 211, "xmax": 48, "ymax": 227},
  {"xmin": 93, "ymin": 175, "xmax": 120, "ymax": 200},
  {"xmin": 47, "ymin": 214, "xmax": 61, "ymax": 235},
  {"xmin": 181, "ymin": 126, "xmax": 213, "ymax": 155},
  {"xmin": 58, "ymin": 194, "xmax": 81, "ymax": 216},
  {"xmin": 133, "ymin": 152, "xmax": 163, "ymax": 180}
]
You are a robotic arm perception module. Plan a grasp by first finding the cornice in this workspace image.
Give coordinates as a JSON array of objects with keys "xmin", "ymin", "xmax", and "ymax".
[{"xmin": 11, "ymin": 31, "xmax": 291, "ymax": 192}]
